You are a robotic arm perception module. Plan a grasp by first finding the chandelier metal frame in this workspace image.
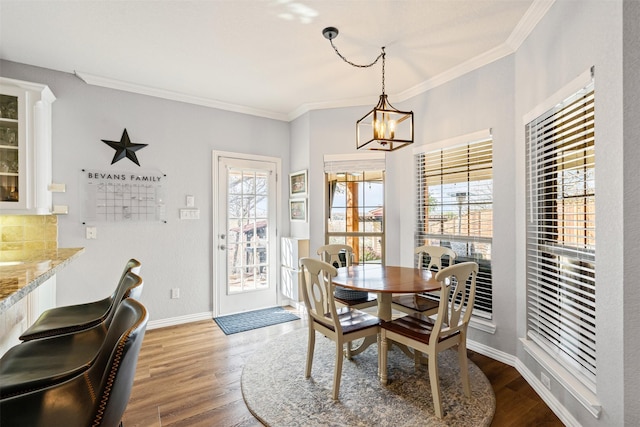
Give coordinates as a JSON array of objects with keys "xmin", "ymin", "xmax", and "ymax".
[{"xmin": 322, "ymin": 26, "xmax": 414, "ymax": 152}]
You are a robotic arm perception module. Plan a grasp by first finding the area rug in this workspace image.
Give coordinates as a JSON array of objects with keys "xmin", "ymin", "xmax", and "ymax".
[
  {"xmin": 241, "ymin": 328, "xmax": 495, "ymax": 426},
  {"xmin": 213, "ymin": 306, "xmax": 300, "ymax": 335}
]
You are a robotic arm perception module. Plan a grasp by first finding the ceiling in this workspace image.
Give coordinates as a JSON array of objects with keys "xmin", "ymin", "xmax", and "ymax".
[{"xmin": 0, "ymin": 0, "xmax": 553, "ymax": 121}]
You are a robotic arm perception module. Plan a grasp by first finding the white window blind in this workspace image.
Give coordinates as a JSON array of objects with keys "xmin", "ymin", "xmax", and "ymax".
[
  {"xmin": 415, "ymin": 138, "xmax": 493, "ymax": 317},
  {"xmin": 525, "ymin": 79, "xmax": 596, "ymax": 387},
  {"xmin": 323, "ymin": 153, "xmax": 386, "ymax": 174}
]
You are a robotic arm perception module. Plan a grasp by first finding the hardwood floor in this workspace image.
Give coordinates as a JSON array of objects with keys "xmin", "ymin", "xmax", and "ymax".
[
  {"xmin": 122, "ymin": 309, "xmax": 563, "ymax": 427},
  {"xmin": 466, "ymin": 351, "xmax": 564, "ymax": 426}
]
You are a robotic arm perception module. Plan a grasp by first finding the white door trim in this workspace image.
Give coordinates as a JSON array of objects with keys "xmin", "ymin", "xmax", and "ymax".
[{"xmin": 212, "ymin": 151, "xmax": 282, "ymax": 318}]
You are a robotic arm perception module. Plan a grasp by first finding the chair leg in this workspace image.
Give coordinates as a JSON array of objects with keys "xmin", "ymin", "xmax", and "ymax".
[
  {"xmin": 380, "ymin": 331, "xmax": 388, "ymax": 385},
  {"xmin": 332, "ymin": 341, "xmax": 344, "ymax": 400},
  {"xmin": 305, "ymin": 328, "xmax": 315, "ymax": 378},
  {"xmin": 377, "ymin": 333, "xmax": 381, "ymax": 379},
  {"xmin": 457, "ymin": 341, "xmax": 471, "ymax": 397},
  {"xmin": 428, "ymin": 350, "xmax": 443, "ymax": 418}
]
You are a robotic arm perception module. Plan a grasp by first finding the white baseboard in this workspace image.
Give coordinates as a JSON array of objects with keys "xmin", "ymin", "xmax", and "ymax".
[
  {"xmin": 467, "ymin": 338, "xmax": 582, "ymax": 426},
  {"xmin": 467, "ymin": 338, "xmax": 516, "ymax": 367},
  {"xmin": 515, "ymin": 358, "xmax": 582, "ymax": 427},
  {"xmin": 147, "ymin": 311, "xmax": 213, "ymax": 330}
]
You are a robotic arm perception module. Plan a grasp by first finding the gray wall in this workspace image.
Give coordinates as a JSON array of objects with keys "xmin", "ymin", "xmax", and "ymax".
[
  {"xmin": 288, "ymin": 113, "xmax": 310, "ymax": 239},
  {"xmin": 623, "ymin": 0, "xmax": 640, "ymax": 425},
  {"xmin": 287, "ymin": 1, "xmax": 633, "ymax": 425},
  {"xmin": 294, "ymin": 54, "xmax": 518, "ymax": 353},
  {"xmin": 0, "ymin": 60, "xmax": 291, "ymax": 321},
  {"xmin": 514, "ymin": 1, "xmax": 627, "ymax": 425},
  {"xmin": 398, "ymin": 56, "xmax": 518, "ymax": 353},
  {"xmin": 3, "ymin": 0, "xmax": 637, "ymax": 423}
]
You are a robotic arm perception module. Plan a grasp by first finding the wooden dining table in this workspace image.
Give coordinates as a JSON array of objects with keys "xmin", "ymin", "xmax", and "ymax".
[{"xmin": 333, "ymin": 264, "xmax": 441, "ymax": 355}]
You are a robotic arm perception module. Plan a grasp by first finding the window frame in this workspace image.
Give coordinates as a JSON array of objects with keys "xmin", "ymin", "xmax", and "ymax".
[
  {"xmin": 414, "ymin": 131, "xmax": 494, "ymax": 319},
  {"xmin": 324, "ymin": 154, "xmax": 386, "ymax": 265},
  {"xmin": 525, "ymin": 76, "xmax": 596, "ymax": 391}
]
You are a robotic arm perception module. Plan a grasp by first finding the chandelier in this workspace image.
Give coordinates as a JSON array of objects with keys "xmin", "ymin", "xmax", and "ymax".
[{"xmin": 323, "ymin": 26, "xmax": 413, "ymax": 151}]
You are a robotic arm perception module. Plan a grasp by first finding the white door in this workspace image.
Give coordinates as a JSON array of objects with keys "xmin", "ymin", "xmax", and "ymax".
[{"xmin": 214, "ymin": 154, "xmax": 279, "ymax": 316}]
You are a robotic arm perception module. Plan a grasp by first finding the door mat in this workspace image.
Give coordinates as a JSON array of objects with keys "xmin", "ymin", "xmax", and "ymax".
[{"xmin": 214, "ymin": 306, "xmax": 300, "ymax": 335}]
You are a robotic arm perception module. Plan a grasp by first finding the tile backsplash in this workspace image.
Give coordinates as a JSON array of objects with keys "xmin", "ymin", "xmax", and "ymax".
[{"xmin": 0, "ymin": 215, "xmax": 58, "ymax": 261}]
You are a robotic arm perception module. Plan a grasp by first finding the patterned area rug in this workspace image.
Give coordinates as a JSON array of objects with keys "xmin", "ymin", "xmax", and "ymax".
[
  {"xmin": 242, "ymin": 328, "xmax": 495, "ymax": 426},
  {"xmin": 213, "ymin": 307, "xmax": 300, "ymax": 335}
]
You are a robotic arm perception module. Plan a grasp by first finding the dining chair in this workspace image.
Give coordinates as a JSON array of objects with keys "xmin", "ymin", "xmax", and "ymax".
[
  {"xmin": 299, "ymin": 257, "xmax": 380, "ymax": 400},
  {"xmin": 0, "ymin": 271, "xmax": 144, "ymax": 399},
  {"xmin": 316, "ymin": 244, "xmax": 376, "ymax": 310},
  {"xmin": 19, "ymin": 258, "xmax": 142, "ymax": 341},
  {"xmin": 380, "ymin": 261, "xmax": 478, "ymax": 418},
  {"xmin": 0, "ymin": 298, "xmax": 149, "ymax": 427},
  {"xmin": 391, "ymin": 245, "xmax": 456, "ymax": 316}
]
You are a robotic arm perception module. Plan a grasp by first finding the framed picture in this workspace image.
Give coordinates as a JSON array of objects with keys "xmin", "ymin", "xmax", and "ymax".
[
  {"xmin": 289, "ymin": 169, "xmax": 308, "ymax": 196},
  {"xmin": 289, "ymin": 199, "xmax": 307, "ymax": 222}
]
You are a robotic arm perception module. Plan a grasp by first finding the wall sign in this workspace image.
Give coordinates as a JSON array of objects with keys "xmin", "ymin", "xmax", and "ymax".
[
  {"xmin": 82, "ymin": 169, "xmax": 167, "ymax": 223},
  {"xmin": 101, "ymin": 128, "xmax": 148, "ymax": 166}
]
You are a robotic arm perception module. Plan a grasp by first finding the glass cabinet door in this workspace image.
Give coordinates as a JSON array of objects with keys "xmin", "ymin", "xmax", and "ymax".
[
  {"xmin": 0, "ymin": 89, "xmax": 25, "ymax": 206},
  {"xmin": 0, "ymin": 79, "xmax": 54, "ymax": 213}
]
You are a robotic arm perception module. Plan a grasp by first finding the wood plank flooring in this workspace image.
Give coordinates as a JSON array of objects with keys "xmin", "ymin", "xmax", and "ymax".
[{"xmin": 122, "ymin": 309, "xmax": 563, "ymax": 427}]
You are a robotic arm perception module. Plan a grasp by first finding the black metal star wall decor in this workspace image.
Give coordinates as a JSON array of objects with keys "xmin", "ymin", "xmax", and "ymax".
[{"xmin": 101, "ymin": 128, "xmax": 148, "ymax": 166}]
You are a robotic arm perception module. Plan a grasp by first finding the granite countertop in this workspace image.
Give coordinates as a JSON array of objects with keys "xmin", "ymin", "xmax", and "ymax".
[{"xmin": 0, "ymin": 247, "xmax": 85, "ymax": 314}]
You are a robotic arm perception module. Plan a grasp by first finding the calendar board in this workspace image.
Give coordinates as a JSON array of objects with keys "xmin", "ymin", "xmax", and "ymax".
[{"xmin": 82, "ymin": 169, "xmax": 167, "ymax": 223}]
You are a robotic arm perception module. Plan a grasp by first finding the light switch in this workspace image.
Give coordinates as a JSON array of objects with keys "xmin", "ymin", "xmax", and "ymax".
[
  {"xmin": 186, "ymin": 195, "xmax": 195, "ymax": 207},
  {"xmin": 179, "ymin": 208, "xmax": 200, "ymax": 220}
]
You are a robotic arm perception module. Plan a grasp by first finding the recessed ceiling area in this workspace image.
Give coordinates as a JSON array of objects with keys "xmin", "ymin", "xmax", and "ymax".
[{"xmin": 0, "ymin": 0, "xmax": 552, "ymax": 121}]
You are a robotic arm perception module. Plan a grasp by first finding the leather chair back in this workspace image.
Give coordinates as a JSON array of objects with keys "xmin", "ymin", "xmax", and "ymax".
[
  {"xmin": 89, "ymin": 297, "xmax": 148, "ymax": 426},
  {"xmin": 0, "ymin": 298, "xmax": 148, "ymax": 426}
]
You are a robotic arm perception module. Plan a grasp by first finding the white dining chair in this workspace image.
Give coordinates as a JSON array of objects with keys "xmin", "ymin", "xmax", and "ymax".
[
  {"xmin": 299, "ymin": 257, "xmax": 380, "ymax": 400},
  {"xmin": 380, "ymin": 261, "xmax": 478, "ymax": 418},
  {"xmin": 316, "ymin": 244, "xmax": 377, "ymax": 310},
  {"xmin": 391, "ymin": 245, "xmax": 456, "ymax": 316}
]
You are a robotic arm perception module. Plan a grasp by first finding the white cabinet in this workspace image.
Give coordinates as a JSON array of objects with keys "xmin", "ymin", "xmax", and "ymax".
[
  {"xmin": 0, "ymin": 77, "xmax": 55, "ymax": 214},
  {"xmin": 281, "ymin": 237, "xmax": 309, "ymax": 302},
  {"xmin": 28, "ymin": 275, "xmax": 56, "ymax": 326},
  {"xmin": 0, "ymin": 297, "xmax": 28, "ymax": 357},
  {"xmin": 0, "ymin": 276, "xmax": 56, "ymax": 357}
]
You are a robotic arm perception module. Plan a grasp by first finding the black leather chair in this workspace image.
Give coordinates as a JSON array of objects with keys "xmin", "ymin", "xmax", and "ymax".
[
  {"xmin": 0, "ymin": 271, "xmax": 143, "ymax": 399},
  {"xmin": 19, "ymin": 258, "xmax": 142, "ymax": 341},
  {"xmin": 0, "ymin": 298, "xmax": 148, "ymax": 427}
]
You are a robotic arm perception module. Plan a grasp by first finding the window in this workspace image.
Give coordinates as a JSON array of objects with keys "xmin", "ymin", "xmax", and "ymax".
[
  {"xmin": 415, "ymin": 136, "xmax": 493, "ymax": 318},
  {"xmin": 325, "ymin": 154, "xmax": 385, "ymax": 265},
  {"xmin": 525, "ymin": 79, "xmax": 596, "ymax": 387}
]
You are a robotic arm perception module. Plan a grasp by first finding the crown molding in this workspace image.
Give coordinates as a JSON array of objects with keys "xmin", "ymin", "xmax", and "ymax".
[
  {"xmin": 292, "ymin": 0, "xmax": 556, "ymax": 120},
  {"xmin": 287, "ymin": 95, "xmax": 373, "ymax": 121},
  {"xmin": 75, "ymin": 0, "xmax": 555, "ymax": 123},
  {"xmin": 74, "ymin": 71, "xmax": 289, "ymax": 122},
  {"xmin": 395, "ymin": 42, "xmax": 516, "ymax": 102},
  {"xmin": 393, "ymin": 0, "xmax": 556, "ymax": 104},
  {"xmin": 0, "ymin": 76, "xmax": 57, "ymax": 102},
  {"xmin": 506, "ymin": 0, "xmax": 556, "ymax": 51}
]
